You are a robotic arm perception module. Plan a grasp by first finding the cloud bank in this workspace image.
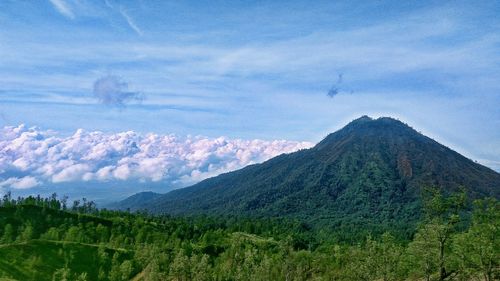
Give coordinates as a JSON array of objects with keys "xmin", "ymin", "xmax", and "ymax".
[{"xmin": 0, "ymin": 125, "xmax": 312, "ymax": 191}]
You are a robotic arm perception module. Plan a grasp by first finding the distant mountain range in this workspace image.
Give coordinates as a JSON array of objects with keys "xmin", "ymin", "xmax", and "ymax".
[{"xmin": 112, "ymin": 116, "xmax": 500, "ymax": 237}]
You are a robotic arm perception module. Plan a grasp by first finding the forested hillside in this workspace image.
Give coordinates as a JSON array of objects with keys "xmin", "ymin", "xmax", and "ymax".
[
  {"xmin": 0, "ymin": 191, "xmax": 498, "ymax": 281},
  {"xmin": 116, "ymin": 117, "xmax": 500, "ymax": 240}
]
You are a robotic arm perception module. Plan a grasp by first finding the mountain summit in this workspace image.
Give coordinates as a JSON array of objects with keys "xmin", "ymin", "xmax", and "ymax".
[{"xmin": 116, "ymin": 116, "xmax": 500, "ymax": 238}]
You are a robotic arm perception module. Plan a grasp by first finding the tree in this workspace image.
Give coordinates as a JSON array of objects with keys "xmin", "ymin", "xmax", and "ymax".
[
  {"xmin": 63, "ymin": 249, "xmax": 76, "ymax": 268},
  {"xmin": 286, "ymin": 250, "xmax": 314, "ymax": 281},
  {"xmin": 408, "ymin": 187, "xmax": 466, "ymax": 281},
  {"xmin": 143, "ymin": 259, "xmax": 163, "ymax": 281},
  {"xmin": 98, "ymin": 267, "xmax": 107, "ymax": 281},
  {"xmin": 170, "ymin": 249, "xmax": 191, "ymax": 281},
  {"xmin": 96, "ymin": 224, "xmax": 110, "ymax": 243},
  {"xmin": 366, "ymin": 233, "xmax": 405, "ymax": 281},
  {"xmin": 52, "ymin": 267, "xmax": 71, "ymax": 281},
  {"xmin": 1, "ymin": 224, "xmax": 14, "ymax": 243},
  {"xmin": 342, "ymin": 243, "xmax": 375, "ymax": 281},
  {"xmin": 41, "ymin": 227, "xmax": 60, "ymax": 240},
  {"xmin": 453, "ymin": 198, "xmax": 499, "ymax": 281},
  {"xmin": 408, "ymin": 223, "xmax": 443, "ymax": 281},
  {"xmin": 1, "ymin": 191, "xmax": 12, "ymax": 207},
  {"xmin": 253, "ymin": 255, "xmax": 278, "ymax": 281},
  {"xmin": 119, "ymin": 260, "xmax": 134, "ymax": 280},
  {"xmin": 75, "ymin": 272, "xmax": 88, "ymax": 281},
  {"xmin": 64, "ymin": 226, "xmax": 82, "ymax": 242},
  {"xmin": 27, "ymin": 255, "xmax": 42, "ymax": 281},
  {"xmin": 49, "ymin": 193, "xmax": 61, "ymax": 210},
  {"xmin": 61, "ymin": 195, "xmax": 68, "ymax": 210},
  {"xmin": 191, "ymin": 254, "xmax": 211, "ymax": 281},
  {"xmin": 109, "ymin": 253, "xmax": 123, "ymax": 281},
  {"xmin": 19, "ymin": 223, "xmax": 34, "ymax": 241},
  {"xmin": 97, "ymin": 244, "xmax": 109, "ymax": 266}
]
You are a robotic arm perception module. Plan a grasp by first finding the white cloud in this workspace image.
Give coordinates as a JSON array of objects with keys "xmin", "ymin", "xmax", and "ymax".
[
  {"xmin": 52, "ymin": 163, "xmax": 91, "ymax": 183},
  {"xmin": 0, "ymin": 176, "xmax": 39, "ymax": 190},
  {"xmin": 49, "ymin": 0, "xmax": 75, "ymax": 19},
  {"xmin": 0, "ymin": 125, "xmax": 313, "ymax": 189}
]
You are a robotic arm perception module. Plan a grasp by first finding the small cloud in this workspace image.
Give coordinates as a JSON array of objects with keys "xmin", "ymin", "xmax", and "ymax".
[
  {"xmin": 49, "ymin": 0, "xmax": 75, "ymax": 19},
  {"xmin": 327, "ymin": 87, "xmax": 339, "ymax": 98},
  {"xmin": 327, "ymin": 73, "xmax": 353, "ymax": 98},
  {"xmin": 92, "ymin": 75, "xmax": 143, "ymax": 107}
]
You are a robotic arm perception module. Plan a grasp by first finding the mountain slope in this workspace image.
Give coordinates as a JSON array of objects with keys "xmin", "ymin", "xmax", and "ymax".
[
  {"xmin": 118, "ymin": 116, "xmax": 500, "ymax": 237},
  {"xmin": 106, "ymin": 191, "xmax": 161, "ymax": 210}
]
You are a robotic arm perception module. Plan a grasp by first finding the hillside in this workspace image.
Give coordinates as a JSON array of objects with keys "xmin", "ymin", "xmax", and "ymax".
[
  {"xmin": 1, "ymin": 194, "xmax": 498, "ymax": 280},
  {"xmin": 0, "ymin": 203, "xmax": 137, "ymax": 281},
  {"xmin": 0, "ymin": 240, "xmax": 132, "ymax": 281},
  {"xmin": 117, "ymin": 116, "xmax": 500, "ymax": 237}
]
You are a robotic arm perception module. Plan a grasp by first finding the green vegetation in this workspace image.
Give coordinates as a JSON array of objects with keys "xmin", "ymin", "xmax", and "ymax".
[
  {"xmin": 118, "ymin": 117, "xmax": 500, "ymax": 242},
  {"xmin": 0, "ymin": 189, "xmax": 498, "ymax": 281},
  {"xmin": 1, "ymin": 118, "xmax": 499, "ymax": 280}
]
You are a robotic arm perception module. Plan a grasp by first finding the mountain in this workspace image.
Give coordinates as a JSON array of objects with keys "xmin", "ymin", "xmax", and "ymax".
[
  {"xmin": 115, "ymin": 116, "xmax": 500, "ymax": 237},
  {"xmin": 106, "ymin": 191, "xmax": 162, "ymax": 210}
]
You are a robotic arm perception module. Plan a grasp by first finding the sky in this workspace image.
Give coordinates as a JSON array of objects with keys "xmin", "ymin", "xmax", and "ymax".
[{"xmin": 0, "ymin": 0, "xmax": 499, "ymax": 202}]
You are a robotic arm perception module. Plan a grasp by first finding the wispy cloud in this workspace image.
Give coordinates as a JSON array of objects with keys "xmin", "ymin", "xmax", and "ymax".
[
  {"xmin": 119, "ymin": 7, "xmax": 143, "ymax": 36},
  {"xmin": 48, "ymin": 0, "xmax": 75, "ymax": 19}
]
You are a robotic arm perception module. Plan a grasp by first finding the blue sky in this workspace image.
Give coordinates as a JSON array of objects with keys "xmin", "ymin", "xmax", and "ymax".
[{"xmin": 0, "ymin": 0, "xmax": 499, "ymax": 200}]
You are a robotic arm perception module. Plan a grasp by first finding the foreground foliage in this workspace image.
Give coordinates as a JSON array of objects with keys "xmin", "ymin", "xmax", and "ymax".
[{"xmin": 0, "ymin": 191, "xmax": 498, "ymax": 281}]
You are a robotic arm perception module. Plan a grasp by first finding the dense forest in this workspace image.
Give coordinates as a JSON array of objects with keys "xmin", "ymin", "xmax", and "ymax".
[{"xmin": 0, "ymin": 189, "xmax": 498, "ymax": 281}]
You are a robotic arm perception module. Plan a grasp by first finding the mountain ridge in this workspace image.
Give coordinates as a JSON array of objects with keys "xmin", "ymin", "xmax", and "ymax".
[{"xmin": 113, "ymin": 116, "xmax": 500, "ymax": 237}]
